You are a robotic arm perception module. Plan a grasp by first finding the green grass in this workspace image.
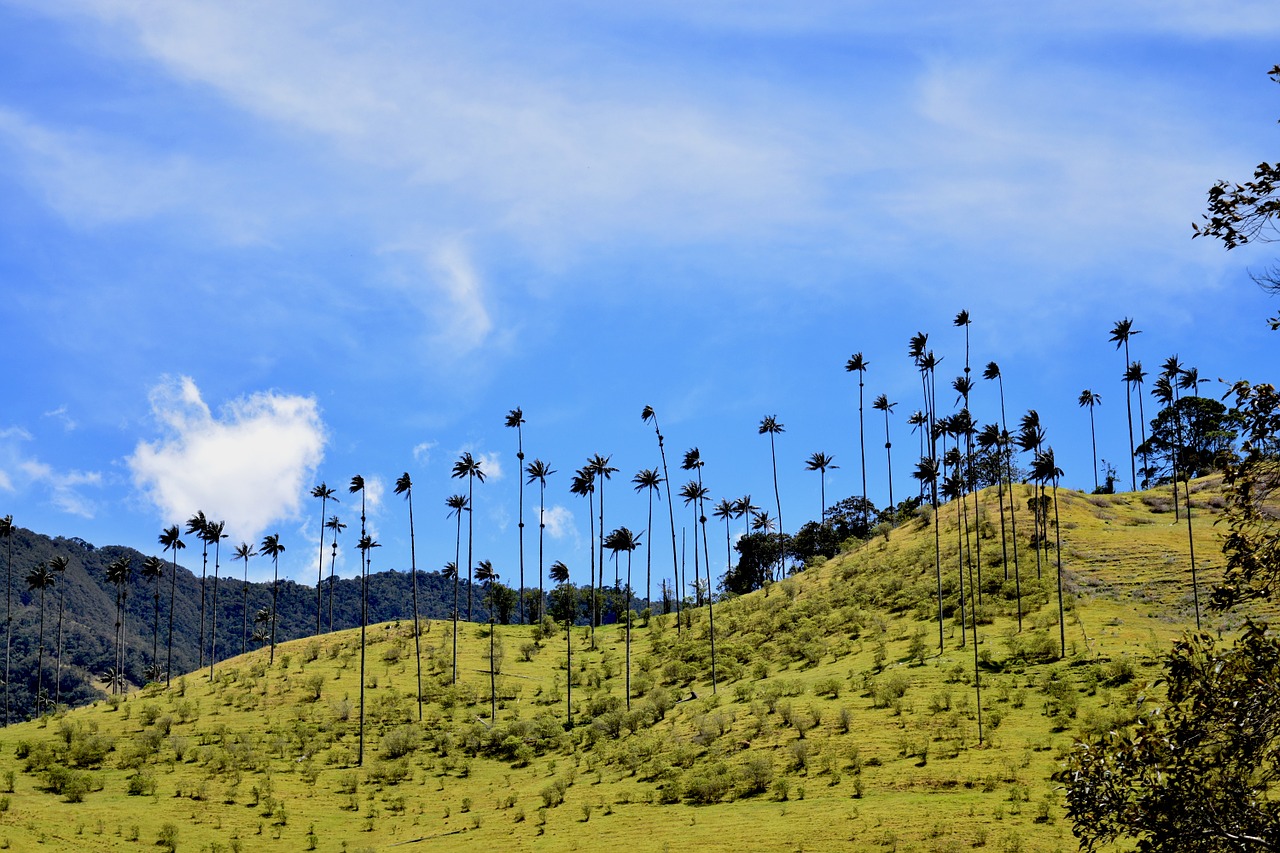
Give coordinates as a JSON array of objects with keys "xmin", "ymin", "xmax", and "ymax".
[{"xmin": 0, "ymin": 479, "xmax": 1255, "ymax": 852}]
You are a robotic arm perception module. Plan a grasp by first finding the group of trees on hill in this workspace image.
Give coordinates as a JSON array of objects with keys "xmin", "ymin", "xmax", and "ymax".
[{"xmin": 1064, "ymin": 64, "xmax": 1280, "ymax": 851}]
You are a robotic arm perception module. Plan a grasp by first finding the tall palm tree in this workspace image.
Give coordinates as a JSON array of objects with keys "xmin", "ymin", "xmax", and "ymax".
[
  {"xmin": 260, "ymin": 534, "xmax": 285, "ymax": 664},
  {"xmin": 570, "ymin": 466, "xmax": 598, "ymax": 642},
  {"xmin": 845, "ymin": 352, "xmax": 870, "ymax": 528},
  {"xmin": 680, "ymin": 478, "xmax": 717, "ymax": 692},
  {"xmin": 680, "ymin": 447, "xmax": 712, "ymax": 597},
  {"xmin": 394, "ymin": 472, "xmax": 424, "ymax": 721},
  {"xmin": 954, "ymin": 309, "xmax": 972, "ymax": 376},
  {"xmin": 1159, "ymin": 356, "xmax": 1201, "ymax": 628},
  {"xmin": 1126, "ymin": 360, "xmax": 1151, "ymax": 487},
  {"xmin": 311, "ymin": 483, "xmax": 338, "ymax": 634},
  {"xmin": 159, "ymin": 524, "xmax": 184, "ymax": 686},
  {"xmin": 205, "ymin": 519, "xmax": 227, "ymax": 678},
  {"xmin": 475, "ymin": 559, "xmax": 500, "ymax": 721},
  {"xmin": 712, "ymin": 498, "xmax": 735, "ymax": 577},
  {"xmin": 908, "ymin": 411, "xmax": 928, "ymax": 501},
  {"xmin": 733, "ymin": 495, "xmax": 759, "ymax": 544},
  {"xmin": 632, "ymin": 467, "xmax": 662, "ymax": 610},
  {"xmin": 233, "ymin": 542, "xmax": 256, "ymax": 656},
  {"xmin": 1030, "ymin": 448, "xmax": 1067, "ymax": 657},
  {"xmin": 588, "ymin": 454, "xmax": 619, "ymax": 604},
  {"xmin": 641, "ymin": 406, "xmax": 682, "ymax": 633},
  {"xmin": 913, "ymin": 456, "xmax": 945, "ymax": 653},
  {"xmin": 1018, "ymin": 410, "xmax": 1048, "ymax": 587},
  {"xmin": 805, "ymin": 452, "xmax": 838, "ymax": 526},
  {"xmin": 983, "ymin": 361, "xmax": 1022, "ymax": 600},
  {"xmin": 0, "ymin": 514, "xmax": 13, "ymax": 724},
  {"xmin": 106, "ymin": 555, "xmax": 131, "ymax": 695},
  {"xmin": 506, "ymin": 408, "xmax": 527, "ymax": 624},
  {"xmin": 527, "ymin": 460, "xmax": 555, "ymax": 623},
  {"xmin": 49, "ymin": 555, "xmax": 70, "ymax": 705},
  {"xmin": 1110, "ymin": 318, "xmax": 1141, "ymax": 490},
  {"xmin": 1078, "ymin": 390, "xmax": 1102, "ymax": 490},
  {"xmin": 450, "ymin": 453, "xmax": 486, "ymax": 620},
  {"xmin": 325, "ymin": 515, "xmax": 346, "ymax": 632},
  {"xmin": 758, "ymin": 415, "xmax": 787, "ymax": 580},
  {"xmin": 679, "ymin": 481, "xmax": 704, "ymax": 605},
  {"xmin": 872, "ymin": 396, "xmax": 897, "ymax": 514},
  {"xmin": 607, "ymin": 527, "xmax": 641, "ymax": 709},
  {"xmin": 141, "ymin": 555, "xmax": 165, "ymax": 680},
  {"xmin": 445, "ymin": 493, "xmax": 468, "ymax": 683},
  {"xmin": 549, "ymin": 559, "xmax": 573, "ymax": 727},
  {"xmin": 25, "ymin": 562, "xmax": 54, "ymax": 712},
  {"xmin": 355, "ymin": 533, "xmax": 379, "ymax": 766},
  {"xmin": 185, "ymin": 511, "xmax": 211, "ymax": 668}
]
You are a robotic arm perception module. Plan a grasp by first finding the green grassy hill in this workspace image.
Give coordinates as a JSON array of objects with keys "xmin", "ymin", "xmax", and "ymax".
[{"xmin": 0, "ymin": 480, "xmax": 1249, "ymax": 852}]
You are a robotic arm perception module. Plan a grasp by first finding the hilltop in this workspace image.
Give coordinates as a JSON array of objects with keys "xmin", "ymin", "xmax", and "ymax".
[{"xmin": 0, "ymin": 479, "xmax": 1251, "ymax": 852}]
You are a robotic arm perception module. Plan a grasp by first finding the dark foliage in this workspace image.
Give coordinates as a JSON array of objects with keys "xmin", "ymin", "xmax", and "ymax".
[{"xmin": 1136, "ymin": 396, "xmax": 1240, "ymax": 485}]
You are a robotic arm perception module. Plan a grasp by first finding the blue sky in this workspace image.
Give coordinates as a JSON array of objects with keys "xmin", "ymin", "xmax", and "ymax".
[{"xmin": 1, "ymin": 1, "xmax": 1277, "ymax": 590}]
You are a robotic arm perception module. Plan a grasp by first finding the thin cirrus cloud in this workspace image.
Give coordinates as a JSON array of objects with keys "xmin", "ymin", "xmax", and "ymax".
[
  {"xmin": 0, "ymin": 426, "xmax": 102, "ymax": 518},
  {"xmin": 127, "ymin": 376, "xmax": 327, "ymax": 545}
]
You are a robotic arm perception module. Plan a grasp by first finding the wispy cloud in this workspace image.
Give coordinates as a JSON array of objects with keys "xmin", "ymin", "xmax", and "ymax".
[
  {"xmin": 128, "ymin": 376, "xmax": 327, "ymax": 543},
  {"xmin": 0, "ymin": 426, "xmax": 101, "ymax": 516},
  {"xmin": 541, "ymin": 504, "xmax": 576, "ymax": 542}
]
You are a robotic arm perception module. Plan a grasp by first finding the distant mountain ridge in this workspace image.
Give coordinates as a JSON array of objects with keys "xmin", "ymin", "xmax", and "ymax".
[{"xmin": 0, "ymin": 524, "xmax": 476, "ymax": 721}]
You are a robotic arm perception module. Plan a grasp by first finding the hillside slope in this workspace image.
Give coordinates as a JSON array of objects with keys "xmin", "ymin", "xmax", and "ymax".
[{"xmin": 0, "ymin": 480, "xmax": 1251, "ymax": 852}]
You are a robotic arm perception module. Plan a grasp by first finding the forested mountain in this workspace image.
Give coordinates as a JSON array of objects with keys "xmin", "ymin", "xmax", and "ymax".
[{"xmin": 0, "ymin": 525, "xmax": 493, "ymax": 721}]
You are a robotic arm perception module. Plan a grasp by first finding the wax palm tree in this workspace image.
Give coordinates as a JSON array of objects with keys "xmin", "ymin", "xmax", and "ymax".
[
  {"xmin": 26, "ymin": 561, "xmax": 54, "ymax": 712},
  {"xmin": 680, "ymin": 478, "xmax": 718, "ymax": 692},
  {"xmin": 325, "ymin": 515, "xmax": 345, "ymax": 632},
  {"xmin": 526, "ymin": 459, "xmax": 555, "ymax": 621},
  {"xmin": 205, "ymin": 519, "xmax": 227, "ymax": 678},
  {"xmin": 394, "ymin": 472, "xmax": 424, "ymax": 721},
  {"xmin": 159, "ymin": 524, "xmax": 184, "ymax": 686},
  {"xmin": 955, "ymin": 308, "xmax": 972, "ymax": 374},
  {"xmin": 48, "ymin": 555, "xmax": 70, "ymax": 705},
  {"xmin": 1110, "ymin": 318, "xmax": 1141, "ymax": 490},
  {"xmin": 450, "ymin": 453, "xmax": 486, "ymax": 620},
  {"xmin": 1158, "ymin": 356, "xmax": 1201, "ymax": 627},
  {"xmin": 570, "ymin": 467, "xmax": 598, "ymax": 642},
  {"xmin": 983, "ymin": 361, "xmax": 1022, "ymax": 598},
  {"xmin": 506, "ymin": 408, "xmax": 528, "ymax": 624},
  {"xmin": 356, "ymin": 533, "xmax": 380, "ymax": 766},
  {"xmin": 260, "ymin": 534, "xmax": 285, "ymax": 664},
  {"xmin": 185, "ymin": 511, "xmax": 211, "ymax": 668},
  {"xmin": 549, "ymin": 559, "xmax": 573, "ymax": 727},
  {"xmin": 733, "ymin": 495, "xmax": 759, "ymax": 544},
  {"xmin": 445, "ymin": 493, "xmax": 468, "ymax": 683},
  {"xmin": 680, "ymin": 447, "xmax": 713, "ymax": 595},
  {"xmin": 979, "ymin": 421, "xmax": 1020, "ymax": 629},
  {"xmin": 588, "ymin": 453, "xmax": 619, "ymax": 602},
  {"xmin": 712, "ymin": 498, "xmax": 735, "ymax": 577},
  {"xmin": 233, "ymin": 542, "xmax": 256, "ymax": 656},
  {"xmin": 913, "ymin": 456, "xmax": 944, "ymax": 652},
  {"xmin": 632, "ymin": 467, "xmax": 661, "ymax": 611},
  {"xmin": 758, "ymin": 415, "xmax": 787, "ymax": 580},
  {"xmin": 475, "ymin": 559, "xmax": 500, "ymax": 721},
  {"xmin": 0, "ymin": 514, "xmax": 12, "ymax": 724},
  {"xmin": 845, "ymin": 352, "xmax": 870, "ymax": 527},
  {"xmin": 874, "ymin": 393, "xmax": 899, "ymax": 513},
  {"xmin": 1126, "ymin": 360, "xmax": 1151, "ymax": 487},
  {"xmin": 106, "ymin": 555, "xmax": 131, "ymax": 695},
  {"xmin": 641, "ymin": 406, "xmax": 682, "ymax": 633},
  {"xmin": 1078, "ymin": 390, "xmax": 1102, "ymax": 491},
  {"xmin": 804, "ymin": 452, "xmax": 838, "ymax": 527},
  {"xmin": 310, "ymin": 483, "xmax": 338, "ymax": 634},
  {"xmin": 908, "ymin": 411, "xmax": 928, "ymax": 500},
  {"xmin": 1030, "ymin": 448, "xmax": 1067, "ymax": 656},
  {"xmin": 609, "ymin": 527, "xmax": 641, "ymax": 709},
  {"xmin": 1018, "ymin": 410, "xmax": 1048, "ymax": 580},
  {"xmin": 1178, "ymin": 365, "xmax": 1207, "ymax": 397},
  {"xmin": 679, "ymin": 480, "xmax": 705, "ymax": 605},
  {"xmin": 141, "ymin": 555, "xmax": 165, "ymax": 680}
]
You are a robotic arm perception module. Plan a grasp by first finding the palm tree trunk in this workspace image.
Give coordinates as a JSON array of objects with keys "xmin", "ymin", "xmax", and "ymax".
[
  {"xmin": 152, "ymin": 581, "xmax": 161, "ymax": 675},
  {"xmin": 209, "ymin": 541, "xmax": 221, "ymax": 678},
  {"xmin": 197, "ymin": 542, "xmax": 208, "ymax": 670},
  {"xmin": 539, "ymin": 485, "xmax": 546, "ymax": 622},
  {"xmin": 466, "ymin": 475, "xmax": 475, "ymax": 621},
  {"xmin": 242, "ymin": 558, "xmax": 250, "ymax": 656},
  {"xmin": 3, "ymin": 531, "xmax": 11, "ymax": 725},
  {"xmin": 1088, "ymin": 407, "xmax": 1099, "ymax": 491},
  {"xmin": 166, "ymin": 553, "xmax": 177, "ymax": 686},
  {"xmin": 358, "ymin": 546, "xmax": 367, "ymax": 766},
  {"xmin": 407, "ymin": 489, "xmax": 422, "ymax": 722},
  {"xmin": 36, "ymin": 586, "xmax": 47, "ymax": 711},
  {"xmin": 1123, "ymin": 343, "xmax": 1136, "ymax": 490},
  {"xmin": 315, "ymin": 493, "xmax": 328, "ymax": 634},
  {"xmin": 453, "ymin": 512, "xmax": 462, "ymax": 685},
  {"xmin": 625, "ymin": 550, "xmax": 632, "ymax": 710},
  {"xmin": 654, "ymin": 427, "xmax": 681, "ymax": 635},
  {"xmin": 769, "ymin": 433, "xmax": 784, "ymax": 580},
  {"xmin": 54, "ymin": 586, "xmax": 65, "ymax": 706},
  {"xmin": 1052, "ymin": 478, "xmax": 1065, "ymax": 657}
]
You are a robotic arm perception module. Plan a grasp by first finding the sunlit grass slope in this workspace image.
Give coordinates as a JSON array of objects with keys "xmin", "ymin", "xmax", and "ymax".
[{"xmin": 0, "ymin": 479, "xmax": 1253, "ymax": 852}]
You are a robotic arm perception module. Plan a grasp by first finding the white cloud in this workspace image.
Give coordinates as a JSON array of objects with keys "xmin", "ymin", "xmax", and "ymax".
[
  {"xmin": 541, "ymin": 504, "xmax": 575, "ymax": 541},
  {"xmin": 42, "ymin": 406, "xmax": 76, "ymax": 432},
  {"xmin": 475, "ymin": 451, "xmax": 503, "ymax": 482},
  {"xmin": 128, "ymin": 376, "xmax": 327, "ymax": 544},
  {"xmin": 411, "ymin": 440, "xmax": 437, "ymax": 465}
]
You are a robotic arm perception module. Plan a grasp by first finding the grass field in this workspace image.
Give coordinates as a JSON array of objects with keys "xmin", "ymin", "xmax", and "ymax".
[{"xmin": 0, "ymin": 479, "xmax": 1254, "ymax": 852}]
